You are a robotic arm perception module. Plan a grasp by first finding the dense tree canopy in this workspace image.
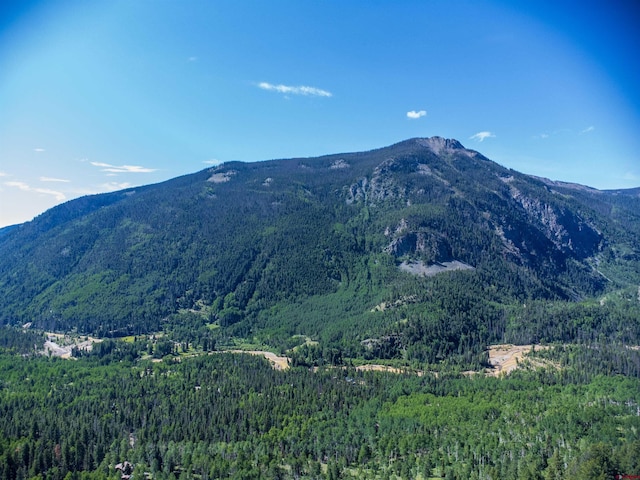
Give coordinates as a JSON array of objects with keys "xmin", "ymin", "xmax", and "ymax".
[
  {"xmin": 0, "ymin": 335, "xmax": 639, "ymax": 480},
  {"xmin": 1, "ymin": 138, "xmax": 639, "ymax": 478}
]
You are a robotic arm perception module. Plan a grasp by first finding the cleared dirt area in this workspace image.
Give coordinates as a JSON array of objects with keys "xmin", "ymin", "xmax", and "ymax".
[
  {"xmin": 227, "ymin": 350, "xmax": 291, "ymax": 370},
  {"xmin": 486, "ymin": 344, "xmax": 550, "ymax": 376},
  {"xmin": 43, "ymin": 333, "xmax": 102, "ymax": 359}
]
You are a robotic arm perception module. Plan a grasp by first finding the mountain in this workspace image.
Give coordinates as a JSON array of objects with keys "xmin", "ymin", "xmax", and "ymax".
[
  {"xmin": 0, "ymin": 224, "xmax": 19, "ymax": 238},
  {"xmin": 1, "ymin": 137, "xmax": 639, "ymax": 365}
]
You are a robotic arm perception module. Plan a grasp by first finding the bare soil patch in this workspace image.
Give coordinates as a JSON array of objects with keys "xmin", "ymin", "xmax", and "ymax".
[
  {"xmin": 226, "ymin": 350, "xmax": 290, "ymax": 370},
  {"xmin": 43, "ymin": 333, "xmax": 102, "ymax": 359},
  {"xmin": 486, "ymin": 344, "xmax": 550, "ymax": 376}
]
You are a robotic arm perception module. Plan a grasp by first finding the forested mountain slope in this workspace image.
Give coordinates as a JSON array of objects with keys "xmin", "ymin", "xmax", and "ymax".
[{"xmin": 1, "ymin": 137, "xmax": 639, "ymax": 364}]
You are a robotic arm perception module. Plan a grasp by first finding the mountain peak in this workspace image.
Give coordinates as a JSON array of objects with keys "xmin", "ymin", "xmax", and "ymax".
[{"xmin": 415, "ymin": 136, "xmax": 465, "ymax": 154}]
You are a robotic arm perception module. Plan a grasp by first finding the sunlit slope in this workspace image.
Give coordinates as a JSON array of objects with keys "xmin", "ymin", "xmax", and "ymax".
[{"xmin": 1, "ymin": 137, "xmax": 639, "ymax": 359}]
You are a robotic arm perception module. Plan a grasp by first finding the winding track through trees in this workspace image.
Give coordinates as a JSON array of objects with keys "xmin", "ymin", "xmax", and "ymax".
[{"xmin": 40, "ymin": 334, "xmax": 553, "ymax": 377}]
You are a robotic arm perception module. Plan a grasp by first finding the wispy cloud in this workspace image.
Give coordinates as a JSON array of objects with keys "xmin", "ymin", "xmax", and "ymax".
[
  {"xmin": 5, "ymin": 181, "xmax": 66, "ymax": 201},
  {"xmin": 187, "ymin": 56, "xmax": 198, "ymax": 62},
  {"xmin": 34, "ymin": 148, "xmax": 45, "ymax": 152},
  {"xmin": 407, "ymin": 110, "xmax": 427, "ymax": 119},
  {"xmin": 0, "ymin": 171, "xmax": 7, "ymax": 177},
  {"xmin": 470, "ymin": 131, "xmax": 495, "ymax": 142},
  {"xmin": 203, "ymin": 159, "xmax": 222, "ymax": 165},
  {"xmin": 581, "ymin": 125, "xmax": 595, "ymax": 134},
  {"xmin": 257, "ymin": 82, "xmax": 332, "ymax": 97},
  {"xmin": 91, "ymin": 161, "xmax": 157, "ymax": 173},
  {"xmin": 533, "ymin": 128, "xmax": 572, "ymax": 140},
  {"xmin": 40, "ymin": 176, "xmax": 70, "ymax": 183},
  {"xmin": 100, "ymin": 182, "xmax": 133, "ymax": 191}
]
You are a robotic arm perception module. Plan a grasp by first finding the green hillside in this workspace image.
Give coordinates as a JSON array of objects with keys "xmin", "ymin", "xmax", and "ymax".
[
  {"xmin": 1, "ymin": 138, "xmax": 640, "ymax": 479},
  {"xmin": 1, "ymin": 138, "xmax": 639, "ymax": 366}
]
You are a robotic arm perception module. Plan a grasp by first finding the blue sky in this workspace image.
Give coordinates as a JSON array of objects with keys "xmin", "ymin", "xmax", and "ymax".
[{"xmin": 1, "ymin": 0, "xmax": 639, "ymax": 227}]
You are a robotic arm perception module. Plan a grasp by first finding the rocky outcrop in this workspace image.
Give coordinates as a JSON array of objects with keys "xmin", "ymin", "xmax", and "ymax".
[
  {"xmin": 384, "ymin": 230, "xmax": 452, "ymax": 263},
  {"xmin": 509, "ymin": 186, "xmax": 602, "ymax": 258},
  {"xmin": 346, "ymin": 158, "xmax": 408, "ymax": 204},
  {"xmin": 416, "ymin": 137, "xmax": 465, "ymax": 155}
]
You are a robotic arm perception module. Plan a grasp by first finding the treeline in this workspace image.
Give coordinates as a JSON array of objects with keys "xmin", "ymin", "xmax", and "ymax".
[
  {"xmin": 255, "ymin": 270, "xmax": 640, "ymax": 369},
  {"xmin": 530, "ymin": 341, "xmax": 640, "ymax": 379},
  {"xmin": 0, "ymin": 345, "xmax": 639, "ymax": 479},
  {"xmin": 0, "ymin": 327, "xmax": 44, "ymax": 355}
]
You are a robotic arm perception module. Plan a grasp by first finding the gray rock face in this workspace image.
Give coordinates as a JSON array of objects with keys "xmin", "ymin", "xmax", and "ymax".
[
  {"xmin": 384, "ymin": 231, "xmax": 452, "ymax": 263},
  {"xmin": 509, "ymin": 186, "xmax": 602, "ymax": 258},
  {"xmin": 416, "ymin": 137, "xmax": 465, "ymax": 154}
]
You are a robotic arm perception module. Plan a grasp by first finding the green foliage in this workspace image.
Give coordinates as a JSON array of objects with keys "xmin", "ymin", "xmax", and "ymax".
[
  {"xmin": 0, "ymin": 140, "xmax": 638, "ymax": 480},
  {"xmin": 1, "ymin": 139, "xmax": 638, "ymax": 349},
  {"xmin": 0, "ymin": 326, "xmax": 44, "ymax": 355},
  {"xmin": 0, "ymin": 351, "xmax": 639, "ymax": 479}
]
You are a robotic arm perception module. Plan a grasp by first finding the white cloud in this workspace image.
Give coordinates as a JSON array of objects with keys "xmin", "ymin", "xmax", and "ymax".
[
  {"xmin": 90, "ymin": 161, "xmax": 157, "ymax": 173},
  {"xmin": 40, "ymin": 176, "xmax": 70, "ymax": 183},
  {"xmin": 5, "ymin": 181, "xmax": 66, "ymax": 201},
  {"xmin": 203, "ymin": 159, "xmax": 222, "ymax": 165},
  {"xmin": 407, "ymin": 110, "xmax": 427, "ymax": 119},
  {"xmin": 470, "ymin": 131, "xmax": 495, "ymax": 142},
  {"xmin": 581, "ymin": 125, "xmax": 595, "ymax": 134},
  {"xmin": 258, "ymin": 82, "xmax": 332, "ymax": 97},
  {"xmin": 34, "ymin": 148, "xmax": 45, "ymax": 152},
  {"xmin": 100, "ymin": 182, "xmax": 132, "ymax": 191},
  {"xmin": 0, "ymin": 171, "xmax": 7, "ymax": 177}
]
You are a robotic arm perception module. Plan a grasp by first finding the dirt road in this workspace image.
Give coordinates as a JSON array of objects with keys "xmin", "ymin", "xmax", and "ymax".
[
  {"xmin": 226, "ymin": 350, "xmax": 290, "ymax": 370},
  {"xmin": 230, "ymin": 345, "xmax": 549, "ymax": 376},
  {"xmin": 487, "ymin": 344, "xmax": 549, "ymax": 376},
  {"xmin": 41, "ymin": 334, "xmax": 547, "ymax": 377}
]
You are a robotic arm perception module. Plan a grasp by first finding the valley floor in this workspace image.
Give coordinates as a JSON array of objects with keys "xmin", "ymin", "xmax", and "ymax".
[{"xmin": 39, "ymin": 332, "xmax": 559, "ymax": 378}]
